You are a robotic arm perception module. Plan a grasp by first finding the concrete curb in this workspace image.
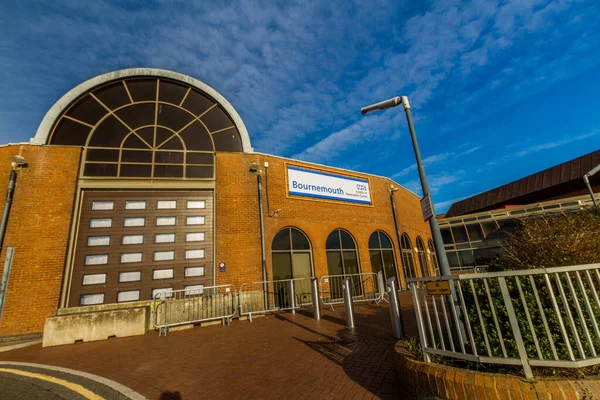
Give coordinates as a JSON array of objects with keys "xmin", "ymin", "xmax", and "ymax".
[
  {"xmin": 0, "ymin": 339, "xmax": 42, "ymax": 353},
  {"xmin": 0, "ymin": 361, "xmax": 147, "ymax": 400}
]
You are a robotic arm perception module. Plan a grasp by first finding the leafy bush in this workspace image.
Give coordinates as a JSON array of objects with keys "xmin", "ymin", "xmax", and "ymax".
[{"xmin": 491, "ymin": 207, "xmax": 600, "ymax": 271}]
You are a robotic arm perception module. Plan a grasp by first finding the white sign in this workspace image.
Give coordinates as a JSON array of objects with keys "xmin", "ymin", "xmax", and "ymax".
[{"xmin": 287, "ymin": 166, "xmax": 371, "ymax": 204}]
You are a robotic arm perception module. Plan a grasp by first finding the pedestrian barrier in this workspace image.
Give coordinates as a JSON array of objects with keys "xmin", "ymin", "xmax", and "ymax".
[
  {"xmin": 407, "ymin": 263, "xmax": 600, "ymax": 378},
  {"xmin": 319, "ymin": 272, "xmax": 383, "ymax": 310},
  {"xmin": 239, "ymin": 278, "xmax": 312, "ymax": 321},
  {"xmin": 152, "ymin": 284, "xmax": 237, "ymax": 336}
]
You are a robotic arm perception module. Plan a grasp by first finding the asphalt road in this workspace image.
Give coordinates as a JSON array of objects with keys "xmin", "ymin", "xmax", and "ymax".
[{"xmin": 0, "ymin": 362, "xmax": 145, "ymax": 400}]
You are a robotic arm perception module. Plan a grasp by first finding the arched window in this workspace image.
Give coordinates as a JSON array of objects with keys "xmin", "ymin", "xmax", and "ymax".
[
  {"xmin": 416, "ymin": 237, "xmax": 429, "ymax": 277},
  {"xmin": 49, "ymin": 77, "xmax": 246, "ymax": 179},
  {"xmin": 368, "ymin": 230, "xmax": 397, "ymax": 282},
  {"xmin": 326, "ymin": 229, "xmax": 361, "ymax": 299},
  {"xmin": 271, "ymin": 227, "xmax": 313, "ymax": 307},
  {"xmin": 400, "ymin": 233, "xmax": 417, "ymax": 279},
  {"xmin": 326, "ymin": 229, "xmax": 360, "ymax": 276},
  {"xmin": 428, "ymin": 239, "xmax": 440, "ymax": 276}
]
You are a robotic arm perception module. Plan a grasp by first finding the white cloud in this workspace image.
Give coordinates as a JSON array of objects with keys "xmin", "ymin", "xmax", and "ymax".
[{"xmin": 401, "ymin": 170, "xmax": 467, "ymax": 196}]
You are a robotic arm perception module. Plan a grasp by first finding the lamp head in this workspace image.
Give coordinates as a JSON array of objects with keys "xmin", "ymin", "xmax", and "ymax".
[
  {"xmin": 249, "ymin": 162, "xmax": 259, "ymax": 173},
  {"xmin": 361, "ymin": 96, "xmax": 402, "ymax": 115}
]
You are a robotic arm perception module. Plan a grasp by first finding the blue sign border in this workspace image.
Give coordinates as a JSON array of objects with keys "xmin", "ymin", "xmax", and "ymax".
[{"xmin": 287, "ymin": 166, "xmax": 372, "ymax": 204}]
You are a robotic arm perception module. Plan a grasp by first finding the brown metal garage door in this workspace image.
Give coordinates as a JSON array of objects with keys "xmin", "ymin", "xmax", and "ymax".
[{"xmin": 68, "ymin": 190, "xmax": 213, "ymax": 307}]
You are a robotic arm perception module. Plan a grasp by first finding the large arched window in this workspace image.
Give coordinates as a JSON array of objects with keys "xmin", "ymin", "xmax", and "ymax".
[
  {"xmin": 416, "ymin": 237, "xmax": 429, "ymax": 277},
  {"xmin": 428, "ymin": 239, "xmax": 440, "ymax": 276},
  {"xmin": 400, "ymin": 233, "xmax": 417, "ymax": 279},
  {"xmin": 326, "ymin": 229, "xmax": 361, "ymax": 299},
  {"xmin": 368, "ymin": 231, "xmax": 397, "ymax": 282},
  {"xmin": 326, "ymin": 229, "xmax": 360, "ymax": 276},
  {"xmin": 271, "ymin": 227, "xmax": 313, "ymax": 307},
  {"xmin": 48, "ymin": 76, "xmax": 246, "ymax": 179}
]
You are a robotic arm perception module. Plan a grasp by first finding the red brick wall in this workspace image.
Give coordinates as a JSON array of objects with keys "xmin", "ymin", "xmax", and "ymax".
[
  {"xmin": 0, "ymin": 145, "xmax": 81, "ymax": 336},
  {"xmin": 215, "ymin": 153, "xmax": 433, "ymax": 289}
]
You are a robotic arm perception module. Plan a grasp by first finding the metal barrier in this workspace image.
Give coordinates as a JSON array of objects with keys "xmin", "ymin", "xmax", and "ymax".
[
  {"xmin": 152, "ymin": 284, "xmax": 237, "ymax": 336},
  {"xmin": 407, "ymin": 263, "xmax": 600, "ymax": 378},
  {"xmin": 319, "ymin": 272, "xmax": 383, "ymax": 310},
  {"xmin": 239, "ymin": 277, "xmax": 312, "ymax": 321}
]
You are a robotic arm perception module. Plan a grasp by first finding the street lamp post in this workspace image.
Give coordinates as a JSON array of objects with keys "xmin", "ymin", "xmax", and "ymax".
[{"xmin": 361, "ymin": 96, "xmax": 451, "ymax": 277}]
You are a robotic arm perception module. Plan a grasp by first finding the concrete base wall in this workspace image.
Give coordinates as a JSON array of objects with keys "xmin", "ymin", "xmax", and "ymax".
[{"xmin": 43, "ymin": 306, "xmax": 148, "ymax": 347}]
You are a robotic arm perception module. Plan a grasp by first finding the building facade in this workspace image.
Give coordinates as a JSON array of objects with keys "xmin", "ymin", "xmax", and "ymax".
[
  {"xmin": 0, "ymin": 69, "xmax": 435, "ymax": 338},
  {"xmin": 439, "ymin": 150, "xmax": 600, "ymax": 270}
]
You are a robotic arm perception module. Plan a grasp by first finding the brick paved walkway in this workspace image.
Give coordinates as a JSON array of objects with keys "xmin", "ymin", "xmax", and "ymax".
[{"xmin": 1, "ymin": 302, "xmax": 418, "ymax": 399}]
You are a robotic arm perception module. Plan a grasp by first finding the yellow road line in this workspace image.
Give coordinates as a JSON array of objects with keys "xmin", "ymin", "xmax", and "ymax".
[{"xmin": 0, "ymin": 367, "xmax": 104, "ymax": 399}]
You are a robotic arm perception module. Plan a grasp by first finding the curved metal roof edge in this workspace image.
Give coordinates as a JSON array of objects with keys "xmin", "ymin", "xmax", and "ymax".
[{"xmin": 31, "ymin": 68, "xmax": 253, "ymax": 152}]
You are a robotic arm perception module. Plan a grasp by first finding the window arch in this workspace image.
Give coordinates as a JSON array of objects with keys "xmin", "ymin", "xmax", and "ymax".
[
  {"xmin": 271, "ymin": 227, "xmax": 313, "ymax": 307},
  {"xmin": 326, "ymin": 229, "xmax": 361, "ymax": 299},
  {"xmin": 428, "ymin": 239, "xmax": 440, "ymax": 276},
  {"xmin": 368, "ymin": 230, "xmax": 397, "ymax": 282},
  {"xmin": 326, "ymin": 229, "xmax": 360, "ymax": 276},
  {"xmin": 416, "ymin": 237, "xmax": 430, "ymax": 277},
  {"xmin": 400, "ymin": 233, "xmax": 417, "ymax": 279},
  {"xmin": 48, "ymin": 76, "xmax": 247, "ymax": 179}
]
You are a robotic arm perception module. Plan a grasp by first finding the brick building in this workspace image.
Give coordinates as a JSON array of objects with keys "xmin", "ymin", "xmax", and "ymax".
[{"xmin": 0, "ymin": 69, "xmax": 434, "ymax": 339}]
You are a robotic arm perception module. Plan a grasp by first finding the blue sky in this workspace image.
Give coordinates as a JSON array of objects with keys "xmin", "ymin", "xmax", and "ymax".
[{"xmin": 1, "ymin": 0, "xmax": 599, "ymax": 212}]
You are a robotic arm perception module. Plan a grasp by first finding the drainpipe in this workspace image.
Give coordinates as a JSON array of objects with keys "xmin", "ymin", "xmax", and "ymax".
[
  {"xmin": 250, "ymin": 162, "xmax": 268, "ymax": 309},
  {"xmin": 583, "ymin": 164, "xmax": 600, "ymax": 207},
  {"xmin": 0, "ymin": 156, "xmax": 28, "ymax": 255}
]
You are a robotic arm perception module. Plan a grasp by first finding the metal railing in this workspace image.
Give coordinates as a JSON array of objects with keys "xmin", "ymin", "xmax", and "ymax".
[
  {"xmin": 152, "ymin": 284, "xmax": 237, "ymax": 336},
  {"xmin": 319, "ymin": 272, "xmax": 383, "ymax": 310},
  {"xmin": 407, "ymin": 263, "xmax": 600, "ymax": 378},
  {"xmin": 239, "ymin": 277, "xmax": 312, "ymax": 321}
]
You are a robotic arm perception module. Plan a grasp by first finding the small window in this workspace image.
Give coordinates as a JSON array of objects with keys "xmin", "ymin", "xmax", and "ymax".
[
  {"xmin": 185, "ymin": 249, "xmax": 205, "ymax": 259},
  {"xmin": 87, "ymin": 236, "xmax": 110, "ymax": 246},
  {"xmin": 80, "ymin": 293, "xmax": 104, "ymax": 306},
  {"xmin": 118, "ymin": 290, "xmax": 140, "ymax": 302},
  {"xmin": 185, "ymin": 266, "xmax": 205, "ymax": 277},
  {"xmin": 185, "ymin": 285, "xmax": 204, "ymax": 295},
  {"xmin": 92, "ymin": 201, "xmax": 114, "ymax": 211},
  {"xmin": 153, "ymin": 269, "xmax": 174, "ymax": 279},
  {"xmin": 185, "ymin": 232, "xmax": 205, "ymax": 242},
  {"xmin": 186, "ymin": 216, "xmax": 205, "ymax": 225},
  {"xmin": 121, "ymin": 252, "xmax": 142, "ymax": 263},
  {"xmin": 85, "ymin": 254, "xmax": 108, "ymax": 265},
  {"xmin": 122, "ymin": 234, "xmax": 144, "ymax": 245},
  {"xmin": 451, "ymin": 225, "xmax": 469, "ymax": 243},
  {"xmin": 154, "ymin": 250, "xmax": 175, "ymax": 261},
  {"xmin": 152, "ymin": 288, "xmax": 173, "ymax": 299},
  {"xmin": 119, "ymin": 271, "xmax": 141, "ymax": 282},
  {"xmin": 90, "ymin": 218, "xmax": 112, "ymax": 228},
  {"xmin": 124, "ymin": 217, "xmax": 145, "ymax": 227},
  {"xmin": 157, "ymin": 200, "xmax": 177, "ymax": 209},
  {"xmin": 156, "ymin": 216, "xmax": 176, "ymax": 226},
  {"xmin": 82, "ymin": 273, "xmax": 106, "ymax": 285},
  {"xmin": 187, "ymin": 200, "xmax": 205, "ymax": 209},
  {"xmin": 125, "ymin": 200, "xmax": 146, "ymax": 210},
  {"xmin": 155, "ymin": 233, "xmax": 175, "ymax": 243}
]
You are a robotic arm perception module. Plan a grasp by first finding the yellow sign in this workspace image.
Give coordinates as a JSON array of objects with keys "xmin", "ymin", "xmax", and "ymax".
[{"xmin": 426, "ymin": 281, "xmax": 451, "ymax": 296}]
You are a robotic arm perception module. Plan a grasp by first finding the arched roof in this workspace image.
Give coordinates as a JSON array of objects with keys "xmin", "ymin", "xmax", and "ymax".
[{"xmin": 32, "ymin": 68, "xmax": 252, "ymax": 153}]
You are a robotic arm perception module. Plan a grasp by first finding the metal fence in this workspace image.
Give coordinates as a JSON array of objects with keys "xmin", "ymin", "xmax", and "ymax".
[
  {"xmin": 152, "ymin": 284, "xmax": 237, "ymax": 336},
  {"xmin": 407, "ymin": 263, "xmax": 600, "ymax": 378},
  {"xmin": 239, "ymin": 278, "xmax": 312, "ymax": 321},
  {"xmin": 319, "ymin": 272, "xmax": 383, "ymax": 309}
]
